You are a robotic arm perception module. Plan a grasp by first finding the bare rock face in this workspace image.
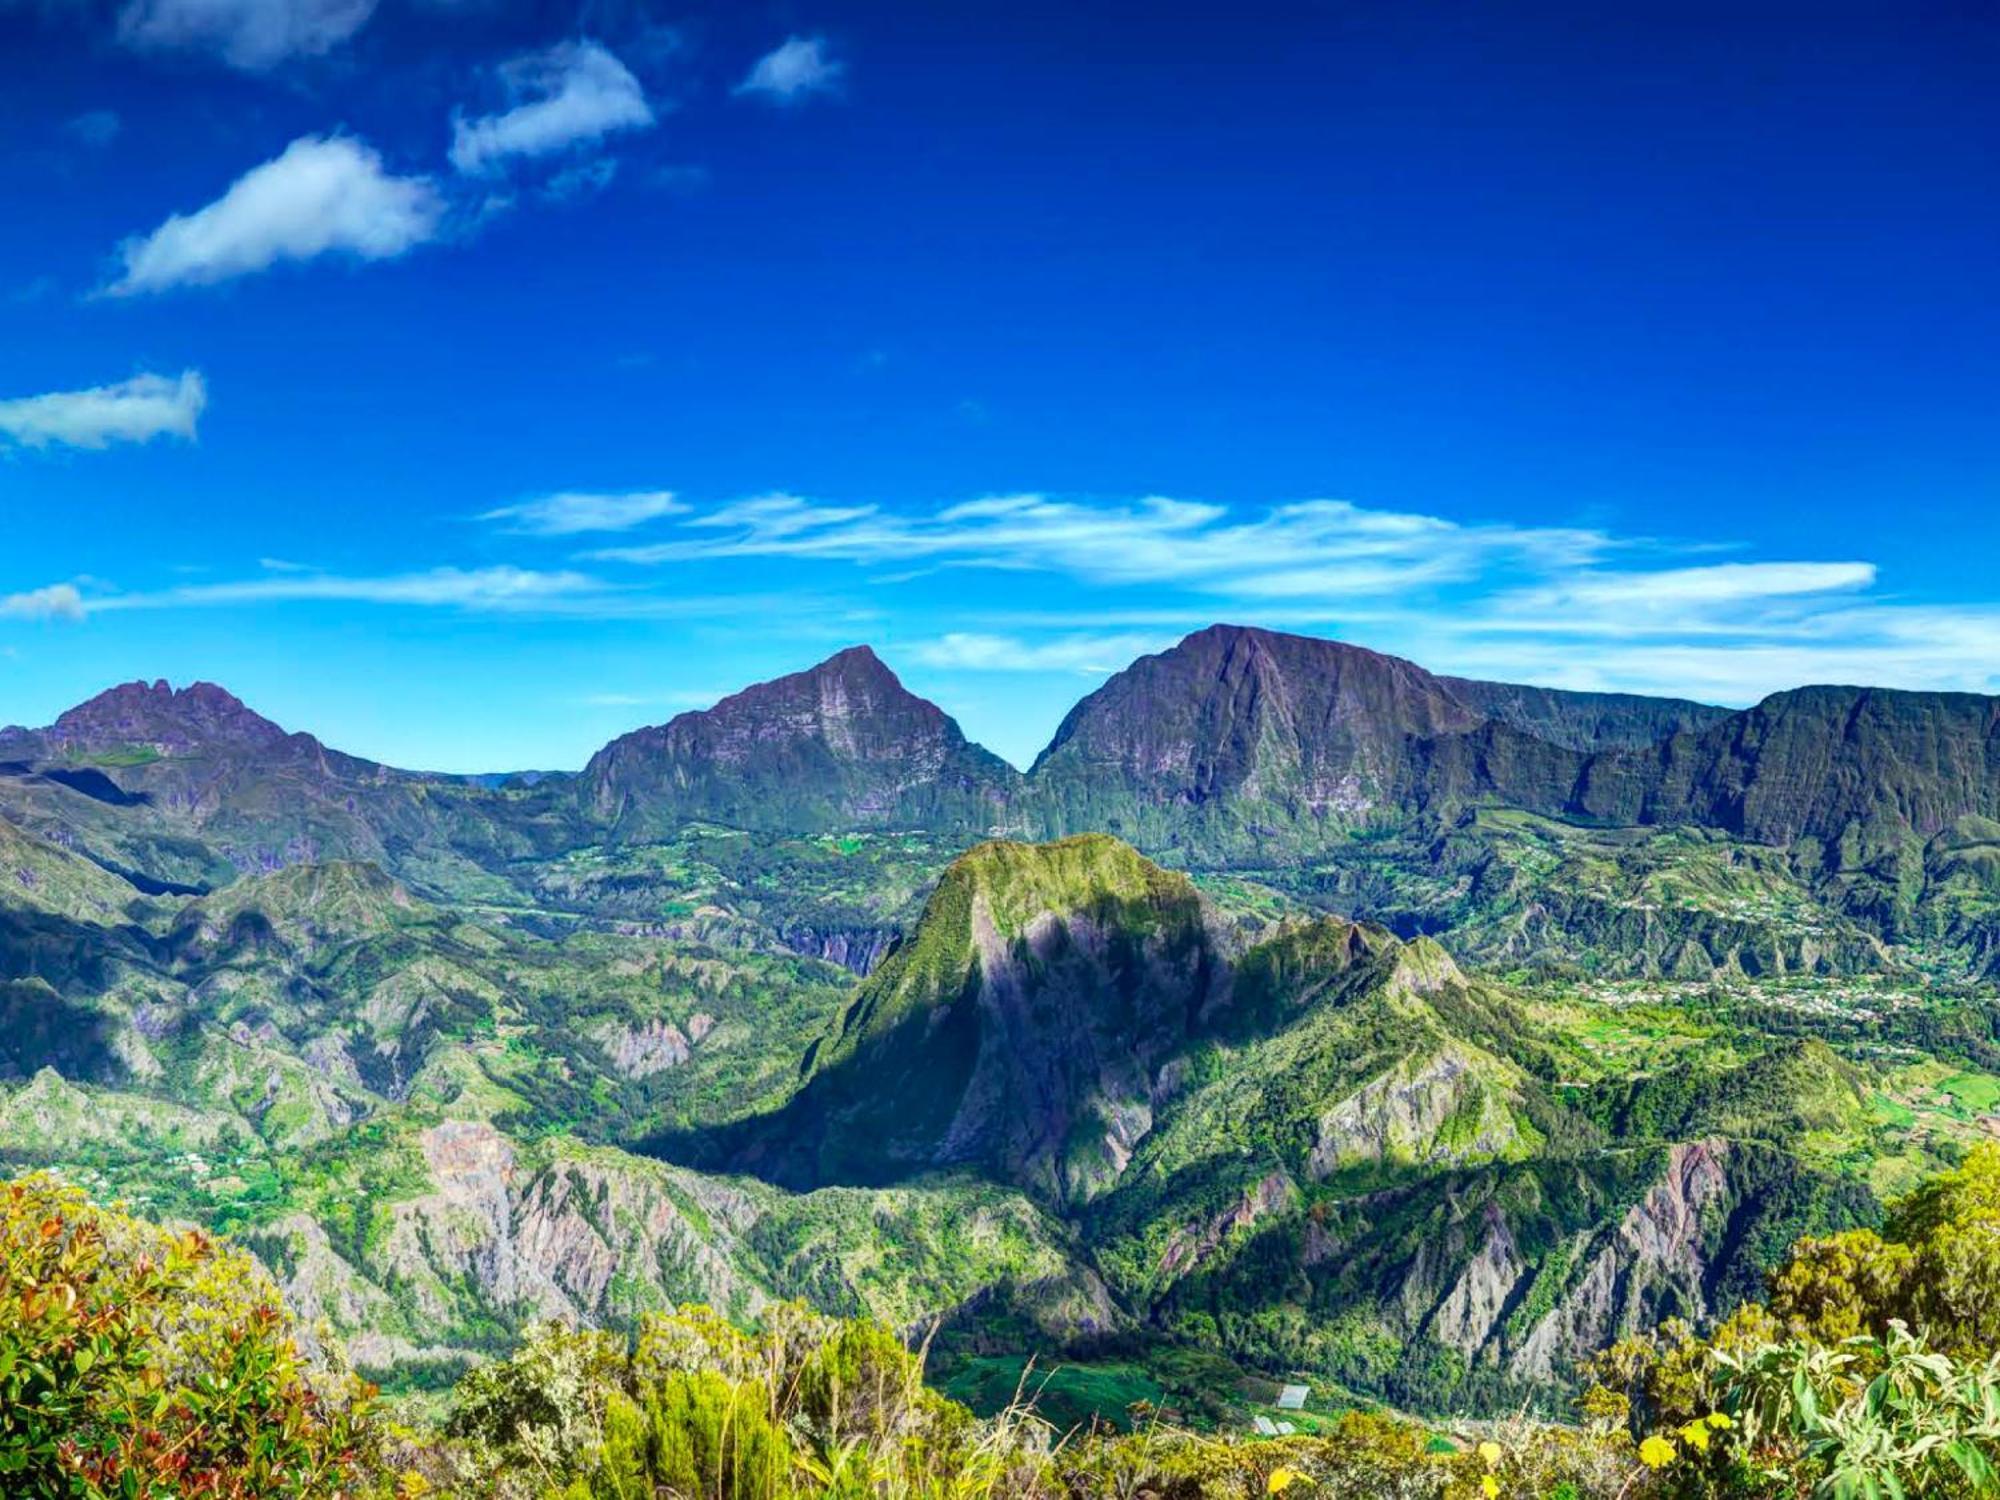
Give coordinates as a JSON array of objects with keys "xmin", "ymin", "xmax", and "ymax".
[
  {"xmin": 1509, "ymin": 1140, "xmax": 1731, "ymax": 1381},
  {"xmin": 1156, "ymin": 1170, "xmax": 1299, "ymax": 1281},
  {"xmin": 375, "ymin": 1120, "xmax": 767, "ymax": 1334},
  {"xmin": 1429, "ymin": 1204, "xmax": 1526, "ymax": 1354},
  {"xmin": 594, "ymin": 1018, "xmax": 695, "ymax": 1079},
  {"xmin": 1309, "ymin": 1044, "xmax": 1523, "ymax": 1176},
  {"xmin": 779, "ymin": 924, "xmax": 898, "ymax": 975},
  {"xmin": 1027, "ymin": 625, "xmax": 1492, "ymax": 853},
  {"xmin": 43, "ymin": 681, "xmax": 291, "ymax": 757},
  {"xmin": 583, "ymin": 646, "xmax": 1023, "ymax": 838}
]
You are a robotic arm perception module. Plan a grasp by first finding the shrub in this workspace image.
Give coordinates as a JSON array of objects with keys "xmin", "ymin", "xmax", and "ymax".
[{"xmin": 0, "ymin": 1172, "xmax": 374, "ymax": 1499}]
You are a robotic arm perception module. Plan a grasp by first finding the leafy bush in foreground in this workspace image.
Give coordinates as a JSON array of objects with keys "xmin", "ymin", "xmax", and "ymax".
[
  {"xmin": 1585, "ymin": 1144, "xmax": 2000, "ymax": 1497},
  {"xmin": 0, "ymin": 1173, "xmax": 374, "ymax": 1499},
  {"xmin": 394, "ymin": 1306, "xmax": 1637, "ymax": 1499},
  {"xmin": 13, "ymin": 1152, "xmax": 2000, "ymax": 1497}
]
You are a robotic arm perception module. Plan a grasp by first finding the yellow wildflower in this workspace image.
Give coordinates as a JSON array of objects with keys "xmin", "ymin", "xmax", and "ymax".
[
  {"xmin": 1678, "ymin": 1420, "xmax": 1712, "ymax": 1453},
  {"xmin": 1704, "ymin": 1411, "xmax": 1733, "ymax": 1431},
  {"xmin": 1477, "ymin": 1440, "xmax": 1503, "ymax": 1467},
  {"xmin": 1481, "ymin": 1476, "xmax": 1501, "ymax": 1498},
  {"xmin": 1267, "ymin": 1467, "xmax": 1303, "ymax": 1494},
  {"xmin": 1639, "ymin": 1435, "xmax": 1677, "ymax": 1469}
]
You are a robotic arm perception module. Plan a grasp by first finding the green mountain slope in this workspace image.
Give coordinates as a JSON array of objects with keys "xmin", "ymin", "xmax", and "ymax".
[{"xmin": 13, "ymin": 638, "xmax": 2000, "ymax": 1419}]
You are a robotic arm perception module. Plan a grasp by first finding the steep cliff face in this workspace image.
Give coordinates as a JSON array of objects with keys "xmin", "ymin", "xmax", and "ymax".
[
  {"xmin": 1503, "ymin": 1139, "xmax": 1732, "ymax": 1379},
  {"xmin": 1436, "ymin": 677, "xmax": 1730, "ymax": 753},
  {"xmin": 255, "ymin": 1117, "xmax": 1075, "ymax": 1373},
  {"xmin": 1580, "ymin": 686, "xmax": 2000, "ymax": 848},
  {"xmin": 735, "ymin": 834, "xmax": 1230, "ymax": 1206},
  {"xmin": 1027, "ymin": 625, "xmax": 1490, "ymax": 851},
  {"xmin": 583, "ymin": 647, "xmax": 1024, "ymax": 839}
]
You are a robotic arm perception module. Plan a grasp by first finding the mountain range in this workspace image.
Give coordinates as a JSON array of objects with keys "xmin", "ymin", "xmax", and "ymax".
[
  {"xmin": 4, "ymin": 623, "xmax": 1999, "ymax": 1419},
  {"xmin": 9, "ymin": 623, "xmax": 2000, "ymax": 970}
]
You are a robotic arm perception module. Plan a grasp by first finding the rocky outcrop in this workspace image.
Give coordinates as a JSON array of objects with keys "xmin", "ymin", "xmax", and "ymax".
[
  {"xmin": 373, "ymin": 1121, "xmax": 768, "ymax": 1335},
  {"xmin": 1429, "ymin": 1204, "xmax": 1526, "ymax": 1354},
  {"xmin": 1155, "ymin": 1170, "xmax": 1299, "ymax": 1281},
  {"xmin": 594, "ymin": 1018, "xmax": 695, "ymax": 1078},
  {"xmin": 1308, "ymin": 1045, "xmax": 1523, "ymax": 1176},
  {"xmin": 778, "ymin": 923, "xmax": 899, "ymax": 975},
  {"xmin": 1509, "ymin": 1140, "xmax": 1731, "ymax": 1381}
]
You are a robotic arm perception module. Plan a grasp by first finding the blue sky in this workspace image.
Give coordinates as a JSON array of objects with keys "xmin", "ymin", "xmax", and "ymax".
[{"xmin": 1, "ymin": 1, "xmax": 1996, "ymax": 771}]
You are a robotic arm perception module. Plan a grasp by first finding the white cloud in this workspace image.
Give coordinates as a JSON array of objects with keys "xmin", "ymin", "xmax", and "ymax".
[
  {"xmin": 107, "ymin": 136, "xmax": 441, "ymax": 296},
  {"xmin": 481, "ymin": 490, "xmax": 683, "ymax": 536},
  {"xmin": 589, "ymin": 492, "xmax": 1612, "ymax": 597},
  {"xmin": 89, "ymin": 566, "xmax": 603, "ymax": 613},
  {"xmin": 65, "ymin": 567, "xmax": 812, "ymax": 623},
  {"xmin": 735, "ymin": 35, "xmax": 844, "ymax": 104},
  {"xmin": 911, "ymin": 632, "xmax": 1173, "ymax": 675},
  {"xmin": 117, "ymin": 0, "xmax": 377, "ymax": 70},
  {"xmin": 0, "ymin": 371, "xmax": 206, "ymax": 450},
  {"xmin": 1495, "ymin": 561, "xmax": 1878, "ymax": 618},
  {"xmin": 1416, "ymin": 621, "xmax": 2000, "ymax": 707},
  {"xmin": 450, "ymin": 41, "xmax": 654, "ymax": 175},
  {"xmin": 0, "ymin": 584, "xmax": 86, "ymax": 622},
  {"xmin": 582, "ymin": 486, "xmax": 2000, "ymax": 708}
]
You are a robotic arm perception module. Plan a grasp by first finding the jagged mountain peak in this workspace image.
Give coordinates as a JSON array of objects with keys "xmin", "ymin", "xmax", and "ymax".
[
  {"xmin": 686, "ymin": 642, "xmax": 939, "ymax": 730},
  {"xmin": 44, "ymin": 678, "xmax": 294, "ymax": 755},
  {"xmin": 583, "ymin": 645, "xmax": 1022, "ymax": 838}
]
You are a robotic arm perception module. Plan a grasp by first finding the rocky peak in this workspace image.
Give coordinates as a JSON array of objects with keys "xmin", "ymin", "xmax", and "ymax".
[
  {"xmin": 582, "ymin": 646, "xmax": 1022, "ymax": 837},
  {"xmin": 688, "ymin": 644, "xmax": 947, "ymax": 747},
  {"xmin": 1034, "ymin": 625, "xmax": 1483, "ymax": 773},
  {"xmin": 44, "ymin": 679, "xmax": 293, "ymax": 756}
]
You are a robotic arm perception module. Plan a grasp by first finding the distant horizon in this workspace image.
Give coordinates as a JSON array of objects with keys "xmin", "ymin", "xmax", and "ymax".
[{"xmin": 10, "ymin": 620, "xmax": 1978, "ymax": 779}]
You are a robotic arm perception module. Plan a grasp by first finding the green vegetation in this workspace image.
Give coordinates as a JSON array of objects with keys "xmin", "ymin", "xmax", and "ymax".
[
  {"xmin": 20, "ymin": 1160, "xmax": 2000, "ymax": 1496},
  {"xmin": 16, "ymin": 640, "xmax": 2000, "ymax": 1480},
  {"xmin": 1582, "ymin": 1144, "xmax": 2000, "ymax": 1496},
  {"xmin": 0, "ymin": 1173, "xmax": 373, "ymax": 1499}
]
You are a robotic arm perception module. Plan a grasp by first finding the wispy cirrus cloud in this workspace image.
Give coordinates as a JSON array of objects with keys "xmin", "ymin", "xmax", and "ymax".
[
  {"xmin": 911, "ymin": 631, "xmax": 1174, "ymax": 675},
  {"xmin": 481, "ymin": 490, "xmax": 683, "ymax": 536},
  {"xmin": 85, "ymin": 565, "xmax": 603, "ymax": 614},
  {"xmin": 106, "ymin": 136, "xmax": 441, "ymax": 295},
  {"xmin": 587, "ymin": 491, "xmax": 1613, "ymax": 596},
  {"xmin": 1488, "ymin": 561, "xmax": 1878, "ymax": 625},
  {"xmin": 50, "ymin": 565, "xmax": 816, "ymax": 624},
  {"xmin": 450, "ymin": 41, "xmax": 654, "ymax": 176},
  {"xmin": 116, "ymin": 0, "xmax": 376, "ymax": 70},
  {"xmin": 583, "ymin": 487, "xmax": 2000, "ymax": 704},
  {"xmin": 735, "ymin": 35, "xmax": 844, "ymax": 105},
  {"xmin": 0, "ymin": 371, "xmax": 206, "ymax": 450}
]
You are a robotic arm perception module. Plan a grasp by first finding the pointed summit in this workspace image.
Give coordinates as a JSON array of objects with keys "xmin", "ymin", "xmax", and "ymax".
[{"xmin": 583, "ymin": 646, "xmax": 1024, "ymax": 838}]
